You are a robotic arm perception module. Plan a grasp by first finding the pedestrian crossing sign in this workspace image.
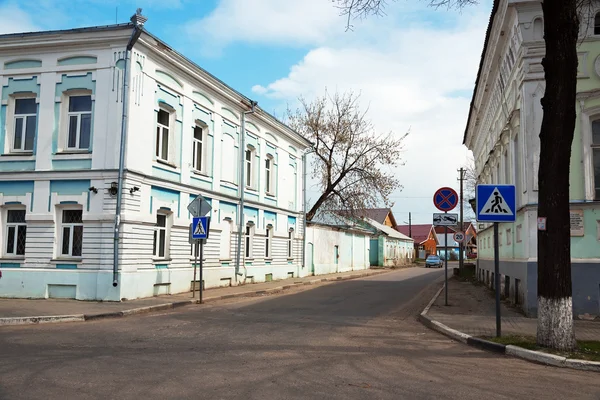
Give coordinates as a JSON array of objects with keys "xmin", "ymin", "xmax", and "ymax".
[
  {"xmin": 191, "ymin": 216, "xmax": 210, "ymax": 240},
  {"xmin": 476, "ymin": 185, "xmax": 516, "ymax": 222}
]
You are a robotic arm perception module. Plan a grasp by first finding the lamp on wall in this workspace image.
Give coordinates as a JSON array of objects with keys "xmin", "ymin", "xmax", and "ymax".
[
  {"xmin": 88, "ymin": 186, "xmax": 98, "ymax": 194},
  {"xmin": 109, "ymin": 182, "xmax": 118, "ymax": 197},
  {"xmin": 129, "ymin": 186, "xmax": 140, "ymax": 194}
]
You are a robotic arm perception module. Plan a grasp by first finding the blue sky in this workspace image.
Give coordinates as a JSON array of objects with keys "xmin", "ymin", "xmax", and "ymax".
[{"xmin": 1, "ymin": 0, "xmax": 493, "ymax": 224}]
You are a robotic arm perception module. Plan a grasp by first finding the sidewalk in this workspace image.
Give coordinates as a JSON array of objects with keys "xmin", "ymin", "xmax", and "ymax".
[
  {"xmin": 427, "ymin": 278, "xmax": 600, "ymax": 341},
  {"xmin": 0, "ymin": 268, "xmax": 394, "ymax": 325}
]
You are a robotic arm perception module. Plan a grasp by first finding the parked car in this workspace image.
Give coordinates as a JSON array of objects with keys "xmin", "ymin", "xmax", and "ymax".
[{"xmin": 425, "ymin": 255, "xmax": 443, "ymax": 268}]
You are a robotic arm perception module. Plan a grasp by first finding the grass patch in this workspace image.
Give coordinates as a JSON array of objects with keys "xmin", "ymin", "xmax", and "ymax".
[{"xmin": 483, "ymin": 335, "xmax": 600, "ymax": 362}]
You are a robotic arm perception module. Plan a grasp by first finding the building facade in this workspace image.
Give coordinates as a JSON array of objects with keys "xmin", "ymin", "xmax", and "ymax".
[
  {"xmin": 0, "ymin": 19, "xmax": 311, "ymax": 301},
  {"xmin": 464, "ymin": 0, "xmax": 600, "ymax": 316}
]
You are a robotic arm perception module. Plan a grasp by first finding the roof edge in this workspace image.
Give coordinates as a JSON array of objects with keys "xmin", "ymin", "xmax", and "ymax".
[{"xmin": 463, "ymin": 0, "xmax": 500, "ymax": 146}]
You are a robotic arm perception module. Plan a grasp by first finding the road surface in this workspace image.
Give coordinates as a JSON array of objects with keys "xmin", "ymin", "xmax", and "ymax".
[{"xmin": 1, "ymin": 267, "xmax": 599, "ymax": 399}]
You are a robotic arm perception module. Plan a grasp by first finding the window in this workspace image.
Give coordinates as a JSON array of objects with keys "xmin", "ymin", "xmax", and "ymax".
[
  {"xmin": 220, "ymin": 219, "xmax": 232, "ymax": 259},
  {"xmin": 244, "ymin": 224, "xmax": 254, "ymax": 258},
  {"xmin": 5, "ymin": 209, "xmax": 26, "ymax": 256},
  {"xmin": 592, "ymin": 120, "xmax": 600, "ymax": 199},
  {"xmin": 60, "ymin": 209, "xmax": 83, "ymax": 257},
  {"xmin": 153, "ymin": 213, "xmax": 168, "ymax": 258},
  {"xmin": 12, "ymin": 98, "xmax": 36, "ymax": 152},
  {"xmin": 595, "ymin": 13, "xmax": 600, "ymax": 35},
  {"xmin": 156, "ymin": 109, "xmax": 171, "ymax": 162},
  {"xmin": 506, "ymin": 229, "xmax": 512, "ymax": 245},
  {"xmin": 265, "ymin": 226, "xmax": 272, "ymax": 258},
  {"xmin": 288, "ymin": 229, "xmax": 294, "ymax": 258},
  {"xmin": 245, "ymin": 147, "xmax": 255, "ymax": 189},
  {"xmin": 66, "ymin": 95, "xmax": 92, "ymax": 150},
  {"xmin": 265, "ymin": 156, "xmax": 274, "ymax": 194},
  {"xmin": 192, "ymin": 125, "xmax": 204, "ymax": 172},
  {"xmin": 516, "ymin": 224, "xmax": 522, "ymax": 243}
]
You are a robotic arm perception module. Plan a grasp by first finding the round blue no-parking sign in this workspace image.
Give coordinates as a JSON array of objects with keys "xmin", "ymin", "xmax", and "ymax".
[{"xmin": 433, "ymin": 187, "xmax": 458, "ymax": 212}]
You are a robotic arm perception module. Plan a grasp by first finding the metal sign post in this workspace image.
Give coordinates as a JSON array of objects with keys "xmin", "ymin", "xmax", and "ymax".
[
  {"xmin": 433, "ymin": 186, "xmax": 459, "ymax": 307},
  {"xmin": 193, "ymin": 241, "xmax": 199, "ymax": 299},
  {"xmin": 476, "ymin": 184, "xmax": 516, "ymax": 338},
  {"xmin": 199, "ymin": 239, "xmax": 204, "ymax": 304},
  {"xmin": 188, "ymin": 194, "xmax": 211, "ymax": 301},
  {"xmin": 444, "ymin": 220, "xmax": 448, "ymax": 306},
  {"xmin": 494, "ymin": 222, "xmax": 500, "ymax": 337}
]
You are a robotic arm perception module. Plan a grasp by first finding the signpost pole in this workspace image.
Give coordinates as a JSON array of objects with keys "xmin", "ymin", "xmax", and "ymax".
[
  {"xmin": 199, "ymin": 239, "xmax": 204, "ymax": 304},
  {"xmin": 494, "ymin": 222, "xmax": 501, "ymax": 337},
  {"xmin": 193, "ymin": 241, "xmax": 198, "ymax": 298},
  {"xmin": 444, "ymin": 216, "xmax": 448, "ymax": 306}
]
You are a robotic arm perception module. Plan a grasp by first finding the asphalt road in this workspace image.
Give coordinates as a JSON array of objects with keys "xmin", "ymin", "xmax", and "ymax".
[{"xmin": 2, "ymin": 267, "xmax": 600, "ymax": 400}]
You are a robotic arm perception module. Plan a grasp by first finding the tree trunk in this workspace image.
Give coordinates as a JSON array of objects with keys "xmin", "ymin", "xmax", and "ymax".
[{"xmin": 536, "ymin": 0, "xmax": 579, "ymax": 351}]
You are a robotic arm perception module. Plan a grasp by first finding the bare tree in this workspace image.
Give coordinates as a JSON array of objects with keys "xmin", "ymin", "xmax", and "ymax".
[
  {"xmin": 287, "ymin": 90, "xmax": 408, "ymax": 221},
  {"xmin": 333, "ymin": 0, "xmax": 580, "ymax": 351}
]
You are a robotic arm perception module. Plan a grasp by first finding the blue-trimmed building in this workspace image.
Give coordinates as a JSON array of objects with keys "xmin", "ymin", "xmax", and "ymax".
[{"xmin": 0, "ymin": 13, "xmax": 311, "ymax": 301}]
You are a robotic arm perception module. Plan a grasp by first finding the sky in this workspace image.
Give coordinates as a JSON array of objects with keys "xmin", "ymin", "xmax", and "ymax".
[{"xmin": 0, "ymin": 0, "xmax": 492, "ymax": 225}]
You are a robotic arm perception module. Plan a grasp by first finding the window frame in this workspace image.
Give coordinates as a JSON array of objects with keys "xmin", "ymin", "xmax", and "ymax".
[
  {"xmin": 4, "ymin": 207, "xmax": 27, "ymax": 258},
  {"xmin": 58, "ymin": 90, "xmax": 93, "ymax": 153},
  {"xmin": 155, "ymin": 108, "xmax": 174, "ymax": 163},
  {"xmin": 11, "ymin": 96, "xmax": 37, "ymax": 153},
  {"xmin": 59, "ymin": 208, "xmax": 83, "ymax": 258},
  {"xmin": 245, "ymin": 145, "xmax": 256, "ymax": 190},
  {"xmin": 192, "ymin": 122, "xmax": 207, "ymax": 174},
  {"xmin": 265, "ymin": 154, "xmax": 275, "ymax": 195},
  {"xmin": 153, "ymin": 211, "xmax": 171, "ymax": 260},
  {"xmin": 244, "ymin": 223, "xmax": 254, "ymax": 258},
  {"xmin": 287, "ymin": 228, "xmax": 294, "ymax": 259},
  {"xmin": 591, "ymin": 119, "xmax": 600, "ymax": 200},
  {"xmin": 265, "ymin": 226, "xmax": 273, "ymax": 259}
]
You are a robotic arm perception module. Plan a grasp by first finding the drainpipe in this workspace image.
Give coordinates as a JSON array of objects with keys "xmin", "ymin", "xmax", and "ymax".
[
  {"xmin": 113, "ymin": 11, "xmax": 147, "ymax": 288},
  {"xmin": 235, "ymin": 100, "xmax": 257, "ymax": 280}
]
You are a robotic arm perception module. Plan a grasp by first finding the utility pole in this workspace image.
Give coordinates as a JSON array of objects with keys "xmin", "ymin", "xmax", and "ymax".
[
  {"xmin": 408, "ymin": 212, "xmax": 412, "ymax": 238},
  {"xmin": 457, "ymin": 168, "xmax": 465, "ymax": 271}
]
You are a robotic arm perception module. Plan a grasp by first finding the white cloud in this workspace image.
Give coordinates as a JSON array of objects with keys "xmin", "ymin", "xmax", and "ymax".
[
  {"xmin": 0, "ymin": 3, "xmax": 39, "ymax": 34},
  {"xmin": 184, "ymin": 0, "xmax": 340, "ymax": 52},
  {"xmin": 253, "ymin": 5, "xmax": 489, "ymax": 224}
]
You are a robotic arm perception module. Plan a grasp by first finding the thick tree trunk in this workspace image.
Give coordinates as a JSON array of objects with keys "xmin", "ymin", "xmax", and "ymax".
[{"xmin": 536, "ymin": 0, "xmax": 579, "ymax": 351}]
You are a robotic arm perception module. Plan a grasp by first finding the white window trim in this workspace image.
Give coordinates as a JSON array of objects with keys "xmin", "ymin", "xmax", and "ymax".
[
  {"xmin": 57, "ymin": 207, "xmax": 83, "ymax": 259},
  {"xmin": 155, "ymin": 107, "xmax": 175, "ymax": 164},
  {"xmin": 4, "ymin": 93, "xmax": 38, "ymax": 155},
  {"xmin": 265, "ymin": 226, "xmax": 273, "ymax": 259},
  {"xmin": 153, "ymin": 211, "xmax": 172, "ymax": 260},
  {"xmin": 581, "ymin": 108, "xmax": 600, "ymax": 200},
  {"xmin": 265, "ymin": 154, "xmax": 275, "ymax": 195},
  {"xmin": 2, "ymin": 207, "xmax": 27, "ymax": 258},
  {"xmin": 59, "ymin": 90, "xmax": 93, "ymax": 153},
  {"xmin": 244, "ymin": 223, "xmax": 254, "ymax": 259},
  {"xmin": 192, "ymin": 122, "xmax": 208, "ymax": 174},
  {"xmin": 245, "ymin": 145, "xmax": 256, "ymax": 190},
  {"xmin": 287, "ymin": 228, "xmax": 294, "ymax": 259}
]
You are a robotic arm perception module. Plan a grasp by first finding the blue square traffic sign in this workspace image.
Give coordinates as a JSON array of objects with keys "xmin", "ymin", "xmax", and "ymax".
[
  {"xmin": 191, "ymin": 216, "xmax": 210, "ymax": 240},
  {"xmin": 476, "ymin": 185, "xmax": 516, "ymax": 222}
]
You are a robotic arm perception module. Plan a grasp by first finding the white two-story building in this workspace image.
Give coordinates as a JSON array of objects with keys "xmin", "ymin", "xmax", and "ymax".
[
  {"xmin": 0, "ymin": 12, "xmax": 311, "ymax": 301},
  {"xmin": 465, "ymin": 0, "xmax": 600, "ymax": 316}
]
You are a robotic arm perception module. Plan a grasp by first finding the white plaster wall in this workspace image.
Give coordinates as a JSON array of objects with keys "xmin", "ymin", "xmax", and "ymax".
[{"xmin": 305, "ymin": 225, "xmax": 370, "ymax": 276}]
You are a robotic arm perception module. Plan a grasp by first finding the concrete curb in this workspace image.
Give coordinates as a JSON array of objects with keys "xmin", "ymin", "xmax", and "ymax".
[
  {"xmin": 505, "ymin": 345, "xmax": 566, "ymax": 367},
  {"xmin": 0, "ymin": 314, "xmax": 85, "ymax": 326},
  {"xmin": 0, "ymin": 268, "xmax": 394, "ymax": 327},
  {"xmin": 419, "ymin": 282, "xmax": 600, "ymax": 372}
]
